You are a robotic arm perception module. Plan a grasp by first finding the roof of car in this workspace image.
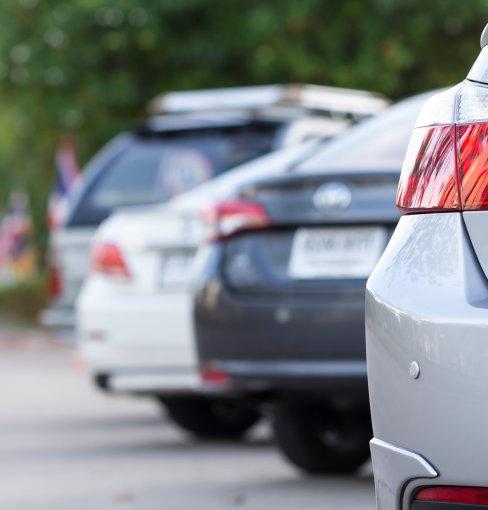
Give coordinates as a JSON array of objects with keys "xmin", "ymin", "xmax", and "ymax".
[
  {"xmin": 140, "ymin": 111, "xmax": 287, "ymax": 134},
  {"xmin": 292, "ymin": 90, "xmax": 438, "ymax": 175},
  {"xmin": 147, "ymin": 84, "xmax": 389, "ymax": 120},
  {"xmin": 136, "ymin": 92, "xmax": 434, "ymax": 215}
]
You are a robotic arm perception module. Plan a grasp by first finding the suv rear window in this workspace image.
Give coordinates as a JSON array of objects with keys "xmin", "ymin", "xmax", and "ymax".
[{"xmin": 68, "ymin": 123, "xmax": 279, "ymax": 227}]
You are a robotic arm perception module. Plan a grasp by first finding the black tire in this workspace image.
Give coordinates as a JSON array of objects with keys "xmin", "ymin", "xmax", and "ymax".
[
  {"xmin": 160, "ymin": 397, "xmax": 261, "ymax": 439},
  {"xmin": 271, "ymin": 403, "xmax": 372, "ymax": 474}
]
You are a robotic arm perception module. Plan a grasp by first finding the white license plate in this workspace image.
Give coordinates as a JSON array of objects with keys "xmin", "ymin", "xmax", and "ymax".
[
  {"xmin": 159, "ymin": 250, "xmax": 195, "ymax": 288},
  {"xmin": 288, "ymin": 227, "xmax": 386, "ymax": 279}
]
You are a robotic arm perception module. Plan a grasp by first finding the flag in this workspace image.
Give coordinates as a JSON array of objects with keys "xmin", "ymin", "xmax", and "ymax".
[
  {"xmin": 47, "ymin": 137, "xmax": 81, "ymax": 231},
  {"xmin": 0, "ymin": 191, "xmax": 37, "ymax": 284}
]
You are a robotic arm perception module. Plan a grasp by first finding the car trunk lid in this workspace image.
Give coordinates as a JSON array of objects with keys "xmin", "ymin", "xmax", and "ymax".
[
  {"xmin": 240, "ymin": 171, "xmax": 399, "ymax": 225},
  {"xmin": 222, "ymin": 171, "xmax": 400, "ymax": 295}
]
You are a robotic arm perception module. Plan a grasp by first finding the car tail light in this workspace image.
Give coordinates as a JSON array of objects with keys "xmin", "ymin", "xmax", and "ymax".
[
  {"xmin": 91, "ymin": 242, "xmax": 130, "ymax": 278},
  {"xmin": 414, "ymin": 486, "xmax": 488, "ymax": 506},
  {"xmin": 46, "ymin": 245, "xmax": 62, "ymax": 299},
  {"xmin": 202, "ymin": 199, "xmax": 271, "ymax": 241},
  {"xmin": 47, "ymin": 258, "xmax": 62, "ymax": 299},
  {"xmin": 200, "ymin": 367, "xmax": 230, "ymax": 386},
  {"xmin": 397, "ymin": 81, "xmax": 488, "ymax": 213}
]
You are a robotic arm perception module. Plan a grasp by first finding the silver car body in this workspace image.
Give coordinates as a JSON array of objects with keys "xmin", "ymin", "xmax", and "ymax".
[
  {"xmin": 366, "ymin": 212, "xmax": 488, "ymax": 508},
  {"xmin": 366, "ymin": 32, "xmax": 488, "ymax": 510}
]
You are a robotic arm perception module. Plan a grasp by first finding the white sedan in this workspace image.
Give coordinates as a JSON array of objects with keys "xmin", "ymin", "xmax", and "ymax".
[{"xmin": 76, "ymin": 142, "xmax": 319, "ymax": 438}]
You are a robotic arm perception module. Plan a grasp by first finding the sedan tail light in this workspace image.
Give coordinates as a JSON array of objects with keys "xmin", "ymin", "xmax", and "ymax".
[
  {"xmin": 200, "ymin": 367, "xmax": 230, "ymax": 386},
  {"xmin": 397, "ymin": 81, "xmax": 488, "ymax": 213},
  {"xmin": 90, "ymin": 242, "xmax": 130, "ymax": 278},
  {"xmin": 414, "ymin": 486, "xmax": 488, "ymax": 507},
  {"xmin": 47, "ymin": 257, "xmax": 62, "ymax": 299},
  {"xmin": 202, "ymin": 199, "xmax": 271, "ymax": 241},
  {"xmin": 46, "ymin": 245, "xmax": 63, "ymax": 299}
]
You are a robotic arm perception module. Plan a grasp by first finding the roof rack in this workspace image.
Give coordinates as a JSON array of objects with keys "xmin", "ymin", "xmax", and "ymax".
[{"xmin": 148, "ymin": 84, "xmax": 389, "ymax": 120}]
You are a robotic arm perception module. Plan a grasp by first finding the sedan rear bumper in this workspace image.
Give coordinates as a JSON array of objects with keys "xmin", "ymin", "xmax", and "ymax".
[
  {"xmin": 203, "ymin": 360, "xmax": 368, "ymax": 398},
  {"xmin": 195, "ymin": 275, "xmax": 367, "ymax": 396},
  {"xmin": 78, "ymin": 278, "xmax": 198, "ymax": 396},
  {"xmin": 369, "ymin": 439, "xmax": 437, "ymax": 510},
  {"xmin": 366, "ymin": 213, "xmax": 488, "ymax": 506},
  {"xmin": 95, "ymin": 368, "xmax": 201, "ymax": 396}
]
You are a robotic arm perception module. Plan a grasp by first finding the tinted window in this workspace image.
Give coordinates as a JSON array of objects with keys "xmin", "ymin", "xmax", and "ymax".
[
  {"xmin": 68, "ymin": 123, "xmax": 279, "ymax": 226},
  {"xmin": 298, "ymin": 92, "xmax": 435, "ymax": 173}
]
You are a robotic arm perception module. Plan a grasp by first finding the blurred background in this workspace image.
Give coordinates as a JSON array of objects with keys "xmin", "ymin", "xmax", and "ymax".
[
  {"xmin": 0, "ymin": 1, "xmax": 487, "ymax": 509},
  {"xmin": 0, "ymin": 0, "xmax": 485, "ymax": 274}
]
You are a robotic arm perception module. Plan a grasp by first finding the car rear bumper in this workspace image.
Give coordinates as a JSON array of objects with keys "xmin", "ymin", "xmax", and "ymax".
[
  {"xmin": 370, "ymin": 439, "xmax": 437, "ymax": 510},
  {"xmin": 94, "ymin": 368, "xmax": 201, "ymax": 396},
  {"xmin": 78, "ymin": 278, "xmax": 197, "ymax": 393},
  {"xmin": 366, "ymin": 213, "xmax": 488, "ymax": 508},
  {"xmin": 39, "ymin": 305, "xmax": 75, "ymax": 330},
  {"xmin": 195, "ymin": 275, "xmax": 367, "ymax": 396},
  {"xmin": 203, "ymin": 359, "xmax": 368, "ymax": 398}
]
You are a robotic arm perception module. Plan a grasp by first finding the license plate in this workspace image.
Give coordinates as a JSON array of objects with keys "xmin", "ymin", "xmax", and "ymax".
[
  {"xmin": 288, "ymin": 227, "xmax": 386, "ymax": 279},
  {"xmin": 159, "ymin": 250, "xmax": 195, "ymax": 288}
]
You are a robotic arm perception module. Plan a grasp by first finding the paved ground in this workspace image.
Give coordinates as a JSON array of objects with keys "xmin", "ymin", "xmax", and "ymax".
[{"xmin": 0, "ymin": 327, "xmax": 376, "ymax": 510}]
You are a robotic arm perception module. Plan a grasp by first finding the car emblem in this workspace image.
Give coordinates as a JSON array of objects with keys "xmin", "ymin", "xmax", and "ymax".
[{"xmin": 313, "ymin": 182, "xmax": 352, "ymax": 211}]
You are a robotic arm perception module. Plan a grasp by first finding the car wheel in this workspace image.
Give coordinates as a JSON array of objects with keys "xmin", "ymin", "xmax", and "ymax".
[
  {"xmin": 271, "ymin": 403, "xmax": 371, "ymax": 474},
  {"xmin": 160, "ymin": 397, "xmax": 261, "ymax": 439}
]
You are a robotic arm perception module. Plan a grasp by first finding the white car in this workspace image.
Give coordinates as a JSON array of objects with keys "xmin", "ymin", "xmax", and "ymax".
[{"xmin": 77, "ymin": 142, "xmax": 323, "ymax": 438}]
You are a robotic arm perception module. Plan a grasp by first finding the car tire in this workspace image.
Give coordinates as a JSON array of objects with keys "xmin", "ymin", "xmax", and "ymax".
[
  {"xmin": 160, "ymin": 397, "xmax": 261, "ymax": 439},
  {"xmin": 271, "ymin": 403, "xmax": 371, "ymax": 474}
]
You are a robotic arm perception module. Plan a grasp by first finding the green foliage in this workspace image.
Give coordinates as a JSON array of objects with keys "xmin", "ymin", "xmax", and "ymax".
[
  {"xmin": 0, "ymin": 0, "xmax": 486, "ymax": 249},
  {"xmin": 0, "ymin": 274, "xmax": 48, "ymax": 322}
]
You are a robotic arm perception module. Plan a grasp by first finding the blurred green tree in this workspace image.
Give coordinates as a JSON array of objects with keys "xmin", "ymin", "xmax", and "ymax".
[{"xmin": 0, "ymin": 0, "xmax": 486, "ymax": 250}]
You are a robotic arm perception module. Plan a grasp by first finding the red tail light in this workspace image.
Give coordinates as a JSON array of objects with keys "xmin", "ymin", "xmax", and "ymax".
[
  {"xmin": 91, "ymin": 242, "xmax": 130, "ymax": 278},
  {"xmin": 203, "ymin": 199, "xmax": 271, "ymax": 241},
  {"xmin": 200, "ymin": 368, "xmax": 230, "ymax": 386},
  {"xmin": 47, "ymin": 259, "xmax": 62, "ymax": 299},
  {"xmin": 415, "ymin": 486, "xmax": 488, "ymax": 506},
  {"xmin": 46, "ymin": 246, "xmax": 62, "ymax": 299},
  {"xmin": 397, "ymin": 82, "xmax": 488, "ymax": 213}
]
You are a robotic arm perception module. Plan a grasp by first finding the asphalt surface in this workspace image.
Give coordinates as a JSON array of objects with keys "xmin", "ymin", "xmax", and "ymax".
[{"xmin": 0, "ymin": 329, "xmax": 376, "ymax": 510}]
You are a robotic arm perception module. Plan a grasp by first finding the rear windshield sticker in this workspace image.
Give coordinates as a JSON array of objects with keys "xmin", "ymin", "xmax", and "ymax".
[{"xmin": 159, "ymin": 148, "xmax": 213, "ymax": 197}]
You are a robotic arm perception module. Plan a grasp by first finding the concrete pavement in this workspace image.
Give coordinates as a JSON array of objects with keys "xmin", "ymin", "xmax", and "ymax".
[{"xmin": 0, "ymin": 330, "xmax": 376, "ymax": 510}]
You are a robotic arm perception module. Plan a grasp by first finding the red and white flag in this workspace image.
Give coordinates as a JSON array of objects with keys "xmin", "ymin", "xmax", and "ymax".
[{"xmin": 0, "ymin": 191, "xmax": 37, "ymax": 282}]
